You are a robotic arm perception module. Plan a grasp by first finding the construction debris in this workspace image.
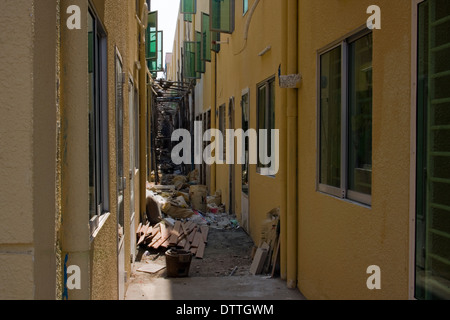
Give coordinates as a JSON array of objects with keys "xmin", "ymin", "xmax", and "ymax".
[
  {"xmin": 251, "ymin": 208, "xmax": 280, "ymax": 276},
  {"xmin": 141, "ymin": 169, "xmax": 241, "ymax": 269},
  {"xmin": 136, "ymin": 219, "xmax": 210, "ymax": 259}
]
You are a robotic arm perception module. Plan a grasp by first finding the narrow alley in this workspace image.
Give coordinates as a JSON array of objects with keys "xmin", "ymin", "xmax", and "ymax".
[{"xmin": 1, "ymin": 0, "xmax": 450, "ymax": 302}]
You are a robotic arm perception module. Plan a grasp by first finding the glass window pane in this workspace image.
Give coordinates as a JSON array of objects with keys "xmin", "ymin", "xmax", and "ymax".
[
  {"xmin": 243, "ymin": 0, "xmax": 249, "ymax": 15},
  {"xmin": 195, "ymin": 31, "xmax": 205, "ymax": 73},
  {"xmin": 416, "ymin": 0, "xmax": 450, "ymax": 301},
  {"xmin": 146, "ymin": 31, "xmax": 157, "ymax": 60},
  {"xmin": 319, "ymin": 46, "xmax": 342, "ymax": 188},
  {"xmin": 269, "ymin": 79, "xmax": 275, "ymax": 158},
  {"xmin": 202, "ymin": 13, "xmax": 211, "ymax": 61},
  {"xmin": 210, "ymin": 0, "xmax": 235, "ymax": 34},
  {"xmin": 148, "ymin": 11, "xmax": 158, "ymax": 32},
  {"xmin": 242, "ymin": 92, "xmax": 249, "ymax": 194},
  {"xmin": 257, "ymin": 84, "xmax": 266, "ymax": 168},
  {"xmin": 157, "ymin": 30, "xmax": 163, "ymax": 71},
  {"xmin": 181, "ymin": 0, "xmax": 196, "ymax": 14},
  {"xmin": 88, "ymin": 11, "xmax": 96, "ymax": 218},
  {"xmin": 348, "ymin": 33, "xmax": 373, "ymax": 195},
  {"xmin": 184, "ymin": 41, "xmax": 199, "ymax": 79}
]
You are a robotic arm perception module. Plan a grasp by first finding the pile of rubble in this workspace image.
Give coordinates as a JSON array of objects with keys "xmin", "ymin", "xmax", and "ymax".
[{"xmin": 139, "ymin": 170, "xmax": 240, "ymax": 261}]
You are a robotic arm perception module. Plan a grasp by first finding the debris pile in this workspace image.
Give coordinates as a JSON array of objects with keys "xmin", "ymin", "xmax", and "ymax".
[
  {"xmin": 139, "ymin": 170, "xmax": 240, "ymax": 263},
  {"xmin": 250, "ymin": 208, "xmax": 280, "ymax": 276},
  {"xmin": 136, "ymin": 219, "xmax": 209, "ymax": 259}
]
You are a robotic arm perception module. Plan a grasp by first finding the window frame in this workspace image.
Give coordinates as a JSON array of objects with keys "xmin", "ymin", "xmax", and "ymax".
[
  {"xmin": 316, "ymin": 27, "xmax": 373, "ymax": 206},
  {"xmin": 88, "ymin": 4, "xmax": 110, "ymax": 236},
  {"xmin": 210, "ymin": 0, "xmax": 235, "ymax": 34},
  {"xmin": 256, "ymin": 76, "xmax": 276, "ymax": 176},
  {"xmin": 241, "ymin": 88, "xmax": 250, "ymax": 194}
]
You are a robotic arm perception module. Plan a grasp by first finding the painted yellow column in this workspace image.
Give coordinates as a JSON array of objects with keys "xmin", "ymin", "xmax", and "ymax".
[
  {"xmin": 279, "ymin": 0, "xmax": 288, "ymax": 282},
  {"xmin": 210, "ymin": 52, "xmax": 217, "ymax": 194},
  {"xmin": 139, "ymin": 0, "xmax": 148, "ymax": 223},
  {"xmin": 286, "ymin": 0, "xmax": 299, "ymax": 289},
  {"xmin": 60, "ymin": 0, "xmax": 91, "ymax": 300}
]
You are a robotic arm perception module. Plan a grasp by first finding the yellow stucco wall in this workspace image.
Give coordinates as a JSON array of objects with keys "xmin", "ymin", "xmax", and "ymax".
[
  {"xmin": 59, "ymin": 0, "xmax": 143, "ymax": 300},
  {"xmin": 0, "ymin": 0, "xmax": 59, "ymax": 300},
  {"xmin": 297, "ymin": 0, "xmax": 412, "ymax": 299},
  {"xmin": 213, "ymin": 0, "xmax": 285, "ymax": 242},
  {"xmin": 88, "ymin": 0, "xmax": 141, "ymax": 300},
  {"xmin": 0, "ymin": 0, "xmax": 35, "ymax": 299}
]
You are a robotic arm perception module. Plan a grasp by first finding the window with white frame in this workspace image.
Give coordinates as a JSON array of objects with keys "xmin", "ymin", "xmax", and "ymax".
[
  {"xmin": 318, "ymin": 30, "xmax": 373, "ymax": 206},
  {"xmin": 88, "ymin": 7, "xmax": 109, "ymax": 234}
]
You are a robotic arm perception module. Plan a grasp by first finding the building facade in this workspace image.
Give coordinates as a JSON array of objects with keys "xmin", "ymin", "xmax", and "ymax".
[
  {"xmin": 0, "ymin": 0, "xmax": 154, "ymax": 300},
  {"xmin": 168, "ymin": 0, "xmax": 450, "ymax": 300}
]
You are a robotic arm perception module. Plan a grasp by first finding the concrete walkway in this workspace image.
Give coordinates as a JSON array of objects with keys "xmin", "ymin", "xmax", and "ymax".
[{"xmin": 125, "ymin": 275, "xmax": 306, "ymax": 300}]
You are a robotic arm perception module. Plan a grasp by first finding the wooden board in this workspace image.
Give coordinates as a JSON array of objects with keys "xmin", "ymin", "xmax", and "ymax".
[
  {"xmin": 187, "ymin": 227, "xmax": 198, "ymax": 243},
  {"xmin": 191, "ymin": 231, "xmax": 203, "ymax": 248},
  {"xmin": 195, "ymin": 241, "xmax": 206, "ymax": 259},
  {"xmin": 250, "ymin": 248, "xmax": 268, "ymax": 275},
  {"xmin": 200, "ymin": 226, "xmax": 209, "ymax": 243}
]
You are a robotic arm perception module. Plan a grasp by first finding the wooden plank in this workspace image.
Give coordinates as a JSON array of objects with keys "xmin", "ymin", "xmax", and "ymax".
[
  {"xmin": 250, "ymin": 247, "xmax": 268, "ymax": 275},
  {"xmin": 177, "ymin": 237, "xmax": 187, "ymax": 249},
  {"xmin": 142, "ymin": 223, "xmax": 151, "ymax": 236},
  {"xmin": 181, "ymin": 222, "xmax": 191, "ymax": 236},
  {"xmin": 271, "ymin": 239, "xmax": 281, "ymax": 278},
  {"xmin": 200, "ymin": 226, "xmax": 209, "ymax": 243},
  {"xmin": 148, "ymin": 233, "xmax": 162, "ymax": 248},
  {"xmin": 187, "ymin": 227, "xmax": 198, "ymax": 243},
  {"xmin": 186, "ymin": 221, "xmax": 196, "ymax": 234},
  {"xmin": 183, "ymin": 240, "xmax": 191, "ymax": 252},
  {"xmin": 153, "ymin": 224, "xmax": 172, "ymax": 249},
  {"xmin": 137, "ymin": 234, "xmax": 146, "ymax": 246},
  {"xmin": 195, "ymin": 241, "xmax": 206, "ymax": 259},
  {"xmin": 191, "ymin": 231, "xmax": 203, "ymax": 248},
  {"xmin": 169, "ymin": 221, "xmax": 182, "ymax": 246},
  {"xmin": 146, "ymin": 226, "xmax": 154, "ymax": 237},
  {"xmin": 161, "ymin": 226, "xmax": 173, "ymax": 248}
]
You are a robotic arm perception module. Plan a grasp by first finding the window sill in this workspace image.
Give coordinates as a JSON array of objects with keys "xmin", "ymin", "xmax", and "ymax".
[
  {"xmin": 90, "ymin": 212, "xmax": 111, "ymax": 242},
  {"xmin": 317, "ymin": 189, "xmax": 372, "ymax": 209}
]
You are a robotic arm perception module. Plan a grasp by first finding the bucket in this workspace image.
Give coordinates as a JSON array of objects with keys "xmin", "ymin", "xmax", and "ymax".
[
  {"xmin": 165, "ymin": 249, "xmax": 192, "ymax": 278},
  {"xmin": 189, "ymin": 185, "xmax": 208, "ymax": 212}
]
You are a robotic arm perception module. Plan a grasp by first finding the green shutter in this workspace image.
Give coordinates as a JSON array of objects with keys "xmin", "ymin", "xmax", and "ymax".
[
  {"xmin": 184, "ymin": 13, "xmax": 192, "ymax": 22},
  {"xmin": 146, "ymin": 31, "xmax": 157, "ymax": 59},
  {"xmin": 146, "ymin": 11, "xmax": 158, "ymax": 60},
  {"xmin": 148, "ymin": 31, "xmax": 164, "ymax": 73},
  {"xmin": 181, "ymin": 0, "xmax": 196, "ymax": 14},
  {"xmin": 196, "ymin": 31, "xmax": 205, "ymax": 74},
  {"xmin": 148, "ymin": 11, "xmax": 157, "ymax": 31},
  {"xmin": 184, "ymin": 41, "xmax": 199, "ymax": 79},
  {"xmin": 201, "ymin": 13, "xmax": 211, "ymax": 61},
  {"xmin": 210, "ymin": 0, "xmax": 235, "ymax": 34}
]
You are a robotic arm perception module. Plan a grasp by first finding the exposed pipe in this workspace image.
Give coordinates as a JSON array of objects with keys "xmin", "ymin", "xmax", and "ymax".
[
  {"xmin": 139, "ymin": 0, "xmax": 148, "ymax": 223},
  {"xmin": 279, "ymin": 0, "xmax": 288, "ymax": 283},
  {"xmin": 286, "ymin": 0, "xmax": 299, "ymax": 290},
  {"xmin": 234, "ymin": 0, "xmax": 262, "ymax": 55}
]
